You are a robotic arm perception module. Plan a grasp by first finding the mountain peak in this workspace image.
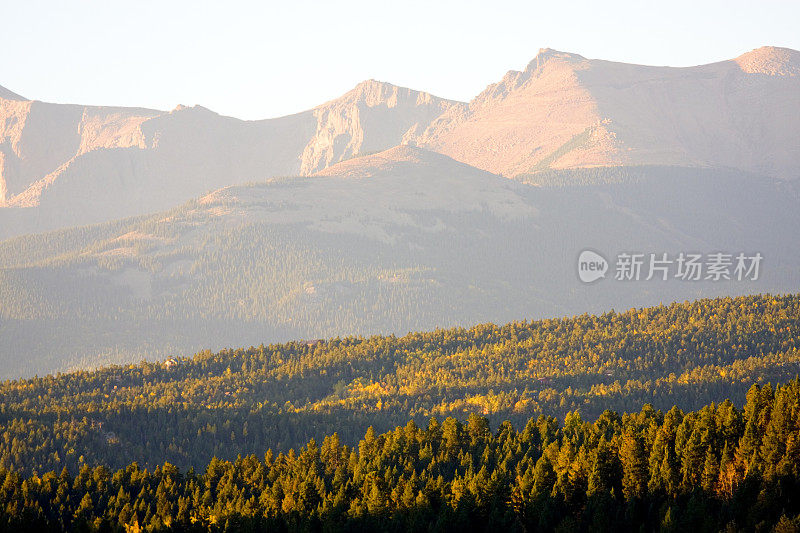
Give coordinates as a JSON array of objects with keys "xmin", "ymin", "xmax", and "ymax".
[
  {"xmin": 328, "ymin": 79, "xmax": 461, "ymax": 109},
  {"xmin": 351, "ymin": 78, "xmax": 395, "ymax": 92},
  {"xmin": 418, "ymin": 45, "xmax": 800, "ymax": 179},
  {"xmin": 323, "ymin": 79, "xmax": 399, "ymax": 107},
  {"xmin": 525, "ymin": 48, "xmax": 586, "ymax": 72},
  {"xmin": 299, "ymin": 82, "xmax": 464, "ymax": 175},
  {"xmin": 170, "ymin": 104, "xmax": 215, "ymax": 115},
  {"xmin": 734, "ymin": 46, "xmax": 800, "ymax": 76},
  {"xmin": 0, "ymin": 84, "xmax": 26, "ymax": 101}
]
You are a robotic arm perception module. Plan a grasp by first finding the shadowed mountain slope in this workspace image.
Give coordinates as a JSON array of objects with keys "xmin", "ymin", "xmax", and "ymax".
[{"xmin": 1, "ymin": 147, "xmax": 798, "ymax": 378}]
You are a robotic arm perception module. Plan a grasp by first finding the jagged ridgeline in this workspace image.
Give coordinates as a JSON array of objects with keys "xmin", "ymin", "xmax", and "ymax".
[
  {"xmin": 1, "ymin": 382, "xmax": 800, "ymax": 531},
  {"xmin": 1, "ymin": 293, "xmax": 799, "ymax": 478}
]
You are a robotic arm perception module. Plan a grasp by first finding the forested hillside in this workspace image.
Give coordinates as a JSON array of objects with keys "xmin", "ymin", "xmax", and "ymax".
[
  {"xmin": 2, "ymin": 162, "xmax": 799, "ymax": 379},
  {"xmin": 1, "ymin": 294, "xmax": 799, "ymax": 478},
  {"xmin": 1, "ymin": 381, "xmax": 800, "ymax": 532}
]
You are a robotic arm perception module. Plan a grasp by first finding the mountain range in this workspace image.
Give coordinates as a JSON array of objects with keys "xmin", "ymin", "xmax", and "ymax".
[
  {"xmin": 0, "ymin": 79, "xmax": 459, "ymax": 239},
  {"xmin": 0, "ymin": 46, "xmax": 798, "ymax": 378},
  {"xmin": 1, "ymin": 46, "xmax": 798, "ymax": 239},
  {"xmin": 416, "ymin": 47, "xmax": 800, "ymax": 178}
]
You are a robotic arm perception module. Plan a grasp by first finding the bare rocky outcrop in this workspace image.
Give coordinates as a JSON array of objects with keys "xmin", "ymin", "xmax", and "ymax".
[
  {"xmin": 734, "ymin": 46, "xmax": 800, "ymax": 76},
  {"xmin": 413, "ymin": 49, "xmax": 613, "ymax": 177},
  {"xmin": 0, "ymin": 99, "xmax": 160, "ymax": 206},
  {"xmin": 0, "ymin": 80, "xmax": 461, "ymax": 208},
  {"xmin": 0, "ymin": 80, "xmax": 462, "ymax": 238},
  {"xmin": 298, "ymin": 80, "xmax": 464, "ymax": 174},
  {"xmin": 415, "ymin": 46, "xmax": 800, "ymax": 179}
]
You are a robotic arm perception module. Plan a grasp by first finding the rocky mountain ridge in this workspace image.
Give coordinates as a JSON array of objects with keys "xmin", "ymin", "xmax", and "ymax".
[{"xmin": 0, "ymin": 46, "xmax": 797, "ymax": 241}]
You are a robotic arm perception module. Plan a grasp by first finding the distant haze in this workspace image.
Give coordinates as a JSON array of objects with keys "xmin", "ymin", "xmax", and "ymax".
[{"xmin": 1, "ymin": 0, "xmax": 799, "ymax": 120}]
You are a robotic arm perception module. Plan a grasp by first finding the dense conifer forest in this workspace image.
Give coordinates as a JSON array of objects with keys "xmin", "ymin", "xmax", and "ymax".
[
  {"xmin": 1, "ymin": 381, "xmax": 800, "ymax": 531},
  {"xmin": 1, "ymin": 293, "xmax": 800, "ymax": 530}
]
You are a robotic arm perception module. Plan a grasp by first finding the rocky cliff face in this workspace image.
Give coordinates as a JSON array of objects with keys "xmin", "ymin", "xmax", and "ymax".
[
  {"xmin": 0, "ymin": 80, "xmax": 460, "ymax": 238},
  {"xmin": 298, "ymin": 80, "xmax": 464, "ymax": 174},
  {"xmin": 413, "ymin": 49, "xmax": 613, "ymax": 177},
  {"xmin": 0, "ymin": 101, "xmax": 159, "ymax": 206},
  {"xmin": 416, "ymin": 46, "xmax": 800, "ymax": 179}
]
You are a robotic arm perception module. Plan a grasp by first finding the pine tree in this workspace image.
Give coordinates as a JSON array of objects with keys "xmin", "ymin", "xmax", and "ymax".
[
  {"xmin": 587, "ymin": 437, "xmax": 621, "ymax": 497},
  {"xmin": 620, "ymin": 429, "xmax": 648, "ymax": 500},
  {"xmin": 701, "ymin": 448, "xmax": 719, "ymax": 493}
]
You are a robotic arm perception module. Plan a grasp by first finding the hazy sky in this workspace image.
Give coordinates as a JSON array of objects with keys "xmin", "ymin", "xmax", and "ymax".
[{"xmin": 3, "ymin": 0, "xmax": 798, "ymax": 120}]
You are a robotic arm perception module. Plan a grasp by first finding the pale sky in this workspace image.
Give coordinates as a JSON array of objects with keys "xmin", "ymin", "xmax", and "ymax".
[{"xmin": 2, "ymin": 0, "xmax": 799, "ymax": 120}]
